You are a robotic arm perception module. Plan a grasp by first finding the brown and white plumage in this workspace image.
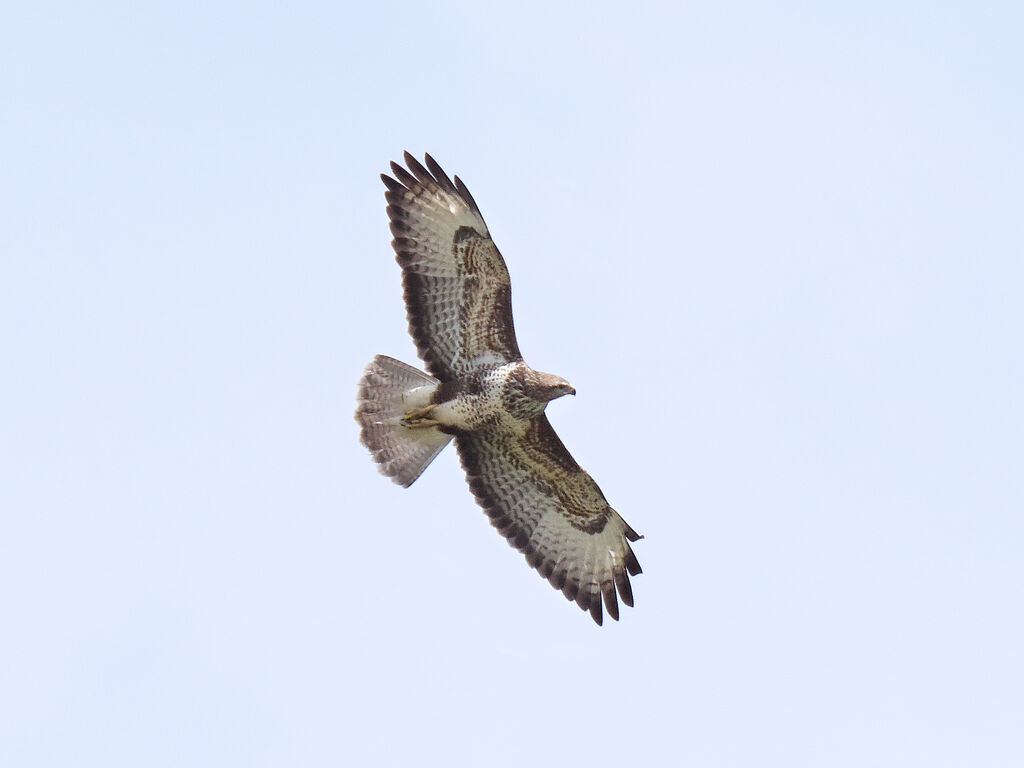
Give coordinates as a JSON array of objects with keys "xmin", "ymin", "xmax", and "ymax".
[
  {"xmin": 356, "ymin": 152, "xmax": 642, "ymax": 625},
  {"xmin": 458, "ymin": 417, "xmax": 642, "ymax": 624},
  {"xmin": 381, "ymin": 154, "xmax": 520, "ymax": 380}
]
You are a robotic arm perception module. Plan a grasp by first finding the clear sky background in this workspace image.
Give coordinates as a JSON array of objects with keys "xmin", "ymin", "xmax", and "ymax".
[{"xmin": 2, "ymin": 2, "xmax": 1022, "ymax": 765}]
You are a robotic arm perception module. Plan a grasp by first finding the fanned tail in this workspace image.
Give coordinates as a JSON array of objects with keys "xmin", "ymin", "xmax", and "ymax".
[{"xmin": 355, "ymin": 355, "xmax": 452, "ymax": 487}]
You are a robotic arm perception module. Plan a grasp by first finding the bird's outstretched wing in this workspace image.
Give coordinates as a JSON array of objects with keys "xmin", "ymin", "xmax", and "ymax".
[
  {"xmin": 455, "ymin": 415, "xmax": 643, "ymax": 625},
  {"xmin": 382, "ymin": 152, "xmax": 522, "ymax": 381}
]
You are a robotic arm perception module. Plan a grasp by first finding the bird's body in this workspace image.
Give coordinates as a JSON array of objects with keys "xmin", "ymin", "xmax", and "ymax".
[
  {"xmin": 430, "ymin": 361, "xmax": 575, "ymax": 428},
  {"xmin": 356, "ymin": 153, "xmax": 642, "ymax": 625}
]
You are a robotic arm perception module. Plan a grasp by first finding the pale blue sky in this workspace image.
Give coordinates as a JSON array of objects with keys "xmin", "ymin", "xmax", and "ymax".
[{"xmin": 2, "ymin": 2, "xmax": 1022, "ymax": 766}]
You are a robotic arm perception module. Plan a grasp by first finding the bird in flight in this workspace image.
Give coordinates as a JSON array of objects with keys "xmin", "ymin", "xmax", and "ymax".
[{"xmin": 356, "ymin": 153, "xmax": 642, "ymax": 625}]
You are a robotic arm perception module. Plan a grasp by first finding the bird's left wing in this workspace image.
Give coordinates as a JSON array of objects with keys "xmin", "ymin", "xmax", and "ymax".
[{"xmin": 455, "ymin": 415, "xmax": 642, "ymax": 625}]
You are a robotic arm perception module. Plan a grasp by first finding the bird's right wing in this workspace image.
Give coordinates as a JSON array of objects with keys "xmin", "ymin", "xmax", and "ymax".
[{"xmin": 382, "ymin": 153, "xmax": 522, "ymax": 381}]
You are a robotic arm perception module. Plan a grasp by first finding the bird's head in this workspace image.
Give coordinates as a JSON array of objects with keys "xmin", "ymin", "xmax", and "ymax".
[
  {"xmin": 506, "ymin": 366, "xmax": 576, "ymax": 419},
  {"xmin": 529, "ymin": 371, "xmax": 576, "ymax": 403}
]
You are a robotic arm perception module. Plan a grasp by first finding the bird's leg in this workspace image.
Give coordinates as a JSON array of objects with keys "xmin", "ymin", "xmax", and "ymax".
[{"xmin": 401, "ymin": 403, "xmax": 439, "ymax": 428}]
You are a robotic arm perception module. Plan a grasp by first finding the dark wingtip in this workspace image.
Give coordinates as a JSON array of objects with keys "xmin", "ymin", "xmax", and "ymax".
[
  {"xmin": 614, "ymin": 568, "xmax": 634, "ymax": 608},
  {"xmin": 381, "ymin": 173, "xmax": 403, "ymax": 193},
  {"xmin": 390, "ymin": 161, "xmax": 416, "ymax": 188},
  {"xmin": 404, "ymin": 153, "xmax": 434, "ymax": 185},
  {"xmin": 453, "ymin": 174, "xmax": 482, "ymax": 215},
  {"xmin": 424, "ymin": 153, "xmax": 458, "ymax": 195},
  {"xmin": 625, "ymin": 548, "xmax": 642, "ymax": 577},
  {"xmin": 603, "ymin": 580, "xmax": 619, "ymax": 622}
]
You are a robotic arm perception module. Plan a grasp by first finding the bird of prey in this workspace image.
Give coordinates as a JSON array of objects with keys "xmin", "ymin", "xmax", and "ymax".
[{"xmin": 355, "ymin": 153, "xmax": 642, "ymax": 625}]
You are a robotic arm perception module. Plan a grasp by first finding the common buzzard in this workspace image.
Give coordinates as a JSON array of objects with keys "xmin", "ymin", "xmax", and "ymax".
[{"xmin": 356, "ymin": 153, "xmax": 642, "ymax": 625}]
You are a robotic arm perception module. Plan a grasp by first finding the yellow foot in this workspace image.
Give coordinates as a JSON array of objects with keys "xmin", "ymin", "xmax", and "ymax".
[{"xmin": 401, "ymin": 404, "xmax": 439, "ymax": 428}]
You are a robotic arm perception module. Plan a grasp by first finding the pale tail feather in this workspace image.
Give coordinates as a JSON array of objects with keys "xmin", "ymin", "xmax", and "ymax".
[{"xmin": 355, "ymin": 355, "xmax": 452, "ymax": 487}]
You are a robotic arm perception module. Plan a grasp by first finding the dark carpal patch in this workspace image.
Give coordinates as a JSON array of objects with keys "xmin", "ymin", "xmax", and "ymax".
[{"xmin": 453, "ymin": 225, "xmax": 483, "ymax": 243}]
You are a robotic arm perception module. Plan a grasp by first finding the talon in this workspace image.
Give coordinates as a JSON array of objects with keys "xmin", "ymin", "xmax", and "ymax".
[
  {"xmin": 403, "ymin": 404, "xmax": 436, "ymax": 419},
  {"xmin": 401, "ymin": 403, "xmax": 439, "ymax": 428}
]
